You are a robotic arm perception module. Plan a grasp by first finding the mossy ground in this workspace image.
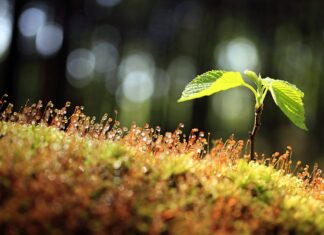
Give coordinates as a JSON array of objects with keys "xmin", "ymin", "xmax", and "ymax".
[{"xmin": 0, "ymin": 98, "xmax": 323, "ymax": 235}]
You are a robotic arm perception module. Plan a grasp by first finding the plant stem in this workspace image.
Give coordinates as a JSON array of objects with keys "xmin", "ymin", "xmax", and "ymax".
[{"xmin": 249, "ymin": 104, "xmax": 263, "ymax": 161}]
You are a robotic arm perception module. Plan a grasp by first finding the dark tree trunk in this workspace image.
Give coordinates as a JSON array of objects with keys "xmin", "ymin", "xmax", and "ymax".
[
  {"xmin": 40, "ymin": 1, "xmax": 70, "ymax": 107},
  {"xmin": 3, "ymin": 0, "xmax": 27, "ymax": 103},
  {"xmin": 190, "ymin": 9, "xmax": 217, "ymax": 132}
]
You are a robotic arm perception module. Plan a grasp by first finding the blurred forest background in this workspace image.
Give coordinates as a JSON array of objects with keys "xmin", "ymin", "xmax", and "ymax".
[{"xmin": 0, "ymin": 0, "xmax": 323, "ymax": 166}]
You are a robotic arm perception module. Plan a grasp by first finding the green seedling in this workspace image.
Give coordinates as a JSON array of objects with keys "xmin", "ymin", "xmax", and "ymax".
[{"xmin": 178, "ymin": 70, "xmax": 307, "ymax": 161}]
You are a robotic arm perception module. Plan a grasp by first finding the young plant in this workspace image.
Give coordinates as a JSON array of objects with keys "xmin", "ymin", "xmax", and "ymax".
[{"xmin": 178, "ymin": 70, "xmax": 307, "ymax": 161}]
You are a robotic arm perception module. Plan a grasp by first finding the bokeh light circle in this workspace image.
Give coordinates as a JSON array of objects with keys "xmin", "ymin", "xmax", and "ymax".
[
  {"xmin": 215, "ymin": 37, "xmax": 259, "ymax": 72},
  {"xmin": 35, "ymin": 23, "xmax": 63, "ymax": 57},
  {"xmin": 18, "ymin": 7, "xmax": 46, "ymax": 37},
  {"xmin": 66, "ymin": 49, "xmax": 95, "ymax": 87}
]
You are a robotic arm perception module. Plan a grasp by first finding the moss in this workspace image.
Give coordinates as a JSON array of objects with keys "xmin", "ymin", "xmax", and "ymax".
[
  {"xmin": 0, "ymin": 121, "xmax": 323, "ymax": 235},
  {"xmin": 0, "ymin": 97, "xmax": 322, "ymax": 235}
]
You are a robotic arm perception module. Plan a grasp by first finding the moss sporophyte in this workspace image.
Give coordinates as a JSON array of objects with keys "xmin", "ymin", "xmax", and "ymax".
[{"xmin": 178, "ymin": 70, "xmax": 307, "ymax": 161}]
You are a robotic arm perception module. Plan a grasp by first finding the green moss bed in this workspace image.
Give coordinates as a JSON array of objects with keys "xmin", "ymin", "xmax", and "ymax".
[{"xmin": 0, "ymin": 99, "xmax": 323, "ymax": 235}]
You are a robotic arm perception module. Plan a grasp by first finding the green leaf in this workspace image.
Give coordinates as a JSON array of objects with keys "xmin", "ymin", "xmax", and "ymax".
[
  {"xmin": 244, "ymin": 70, "xmax": 261, "ymax": 88},
  {"xmin": 177, "ymin": 70, "xmax": 245, "ymax": 102},
  {"xmin": 269, "ymin": 79, "xmax": 308, "ymax": 130}
]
